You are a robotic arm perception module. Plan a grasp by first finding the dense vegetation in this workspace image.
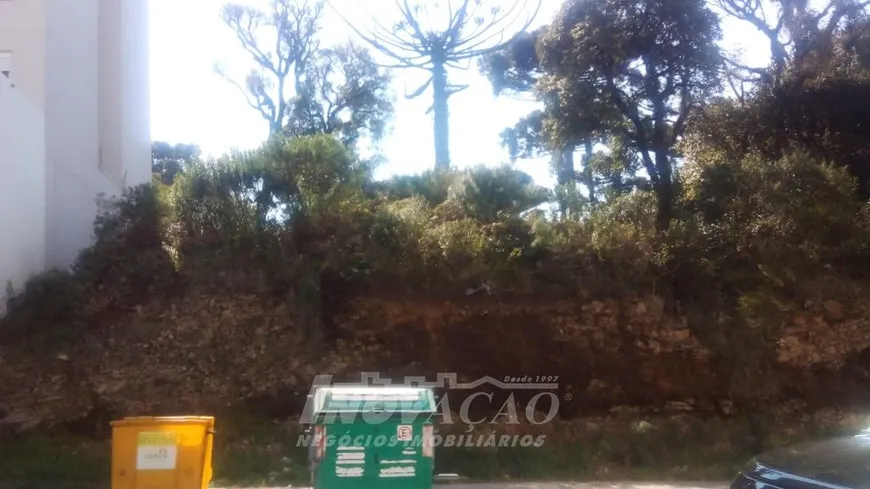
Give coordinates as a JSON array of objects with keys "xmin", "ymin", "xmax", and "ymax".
[
  {"xmin": 2, "ymin": 0, "xmax": 870, "ymax": 484},
  {"xmin": 6, "ymin": 0, "xmax": 870, "ymax": 404}
]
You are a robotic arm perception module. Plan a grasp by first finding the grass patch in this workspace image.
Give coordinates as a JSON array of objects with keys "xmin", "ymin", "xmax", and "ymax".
[
  {"xmin": 210, "ymin": 408, "xmax": 309, "ymax": 487},
  {"xmin": 0, "ymin": 432, "xmax": 110, "ymax": 489},
  {"xmin": 0, "ymin": 411, "xmax": 862, "ymax": 487}
]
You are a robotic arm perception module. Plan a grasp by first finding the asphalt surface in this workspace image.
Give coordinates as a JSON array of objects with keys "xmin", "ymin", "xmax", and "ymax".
[
  {"xmin": 430, "ymin": 484, "xmax": 727, "ymax": 489},
  {"xmin": 248, "ymin": 483, "xmax": 728, "ymax": 489},
  {"xmin": 431, "ymin": 484, "xmax": 727, "ymax": 489}
]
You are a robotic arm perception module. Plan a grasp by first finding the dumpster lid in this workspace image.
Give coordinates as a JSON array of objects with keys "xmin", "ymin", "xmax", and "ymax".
[
  {"xmin": 110, "ymin": 416, "xmax": 215, "ymax": 427},
  {"xmin": 312, "ymin": 386, "xmax": 436, "ymax": 414}
]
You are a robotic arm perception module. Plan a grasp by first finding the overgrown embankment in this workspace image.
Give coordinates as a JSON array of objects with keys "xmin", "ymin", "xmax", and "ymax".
[{"xmin": 4, "ymin": 137, "xmax": 870, "ymax": 484}]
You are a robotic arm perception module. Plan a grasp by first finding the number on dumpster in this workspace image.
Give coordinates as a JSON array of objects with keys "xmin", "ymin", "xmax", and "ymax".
[{"xmin": 397, "ymin": 425, "xmax": 412, "ymax": 441}]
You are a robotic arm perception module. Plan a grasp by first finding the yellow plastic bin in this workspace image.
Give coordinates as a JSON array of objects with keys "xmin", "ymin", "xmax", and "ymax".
[{"xmin": 111, "ymin": 416, "xmax": 215, "ymax": 489}]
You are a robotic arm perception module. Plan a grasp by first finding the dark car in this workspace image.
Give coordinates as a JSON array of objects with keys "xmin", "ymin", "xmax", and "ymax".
[{"xmin": 732, "ymin": 431, "xmax": 870, "ymax": 489}]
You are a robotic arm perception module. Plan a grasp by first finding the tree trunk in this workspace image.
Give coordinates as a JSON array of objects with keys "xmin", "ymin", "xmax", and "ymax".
[
  {"xmin": 582, "ymin": 139, "xmax": 595, "ymax": 203},
  {"xmin": 652, "ymin": 95, "xmax": 673, "ymax": 232},
  {"xmin": 654, "ymin": 148, "xmax": 673, "ymax": 232},
  {"xmin": 555, "ymin": 145, "xmax": 575, "ymax": 186},
  {"xmin": 553, "ymin": 146, "xmax": 576, "ymax": 220},
  {"xmin": 432, "ymin": 61, "xmax": 451, "ymax": 170}
]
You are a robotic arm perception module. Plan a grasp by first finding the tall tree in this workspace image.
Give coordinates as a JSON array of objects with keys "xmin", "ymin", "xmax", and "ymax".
[
  {"xmin": 331, "ymin": 0, "xmax": 541, "ymax": 170},
  {"xmin": 485, "ymin": 30, "xmax": 619, "ymax": 212},
  {"xmin": 286, "ymin": 43, "xmax": 394, "ymax": 147},
  {"xmin": 218, "ymin": 0, "xmax": 393, "ymax": 149},
  {"xmin": 713, "ymin": 0, "xmax": 870, "ymax": 90},
  {"xmin": 532, "ymin": 0, "xmax": 722, "ymax": 230},
  {"xmin": 686, "ymin": 0, "xmax": 870, "ymax": 197}
]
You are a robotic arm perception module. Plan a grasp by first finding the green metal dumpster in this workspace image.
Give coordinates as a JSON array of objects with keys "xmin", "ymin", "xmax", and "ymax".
[{"xmin": 307, "ymin": 386, "xmax": 437, "ymax": 489}]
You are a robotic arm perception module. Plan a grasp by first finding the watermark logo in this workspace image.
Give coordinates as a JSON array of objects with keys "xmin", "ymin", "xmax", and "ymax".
[
  {"xmin": 299, "ymin": 432, "xmax": 547, "ymax": 449},
  {"xmin": 296, "ymin": 373, "xmax": 564, "ymax": 448}
]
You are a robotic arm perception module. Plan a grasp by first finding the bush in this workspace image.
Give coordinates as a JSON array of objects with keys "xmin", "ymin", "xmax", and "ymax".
[
  {"xmin": 1, "ymin": 183, "xmax": 175, "ymax": 348},
  {"xmin": 448, "ymin": 165, "xmax": 550, "ymax": 223},
  {"xmin": 371, "ymin": 169, "xmax": 456, "ymax": 206},
  {"xmin": 5, "ymin": 133, "xmax": 870, "ymax": 358},
  {"xmin": 668, "ymin": 150, "xmax": 870, "ymax": 404},
  {"xmin": 73, "ymin": 184, "xmax": 176, "ymax": 300},
  {"xmin": 683, "ymin": 150, "xmax": 865, "ymax": 276}
]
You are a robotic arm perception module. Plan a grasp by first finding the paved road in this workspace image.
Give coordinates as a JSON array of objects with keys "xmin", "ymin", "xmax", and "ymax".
[
  {"xmin": 433, "ymin": 484, "xmax": 727, "ymax": 489},
  {"xmin": 241, "ymin": 483, "xmax": 728, "ymax": 489},
  {"xmin": 430, "ymin": 484, "xmax": 727, "ymax": 489}
]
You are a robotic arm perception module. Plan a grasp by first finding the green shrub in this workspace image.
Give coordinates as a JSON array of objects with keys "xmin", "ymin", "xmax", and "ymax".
[
  {"xmin": 683, "ymin": 150, "xmax": 865, "ymax": 280},
  {"xmin": 667, "ymin": 150, "xmax": 870, "ymax": 404},
  {"xmin": 448, "ymin": 164, "xmax": 550, "ymax": 223},
  {"xmin": 5, "ymin": 133, "xmax": 870, "ymax": 363},
  {"xmin": 372, "ymin": 169, "xmax": 457, "ymax": 206},
  {"xmin": 74, "ymin": 184, "xmax": 176, "ymax": 298}
]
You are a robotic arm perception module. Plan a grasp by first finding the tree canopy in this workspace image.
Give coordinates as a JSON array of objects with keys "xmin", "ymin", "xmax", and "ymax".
[
  {"xmin": 139, "ymin": 0, "xmax": 869, "ymax": 367},
  {"xmin": 10, "ymin": 0, "xmax": 870, "ymax": 451},
  {"xmin": 331, "ymin": 0, "xmax": 542, "ymax": 169},
  {"xmin": 218, "ymin": 0, "xmax": 394, "ymax": 150},
  {"xmin": 152, "ymin": 141, "xmax": 201, "ymax": 185},
  {"xmin": 485, "ymin": 0, "xmax": 722, "ymax": 229}
]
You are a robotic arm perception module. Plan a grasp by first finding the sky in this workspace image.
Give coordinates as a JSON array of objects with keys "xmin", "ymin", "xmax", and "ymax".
[{"xmin": 148, "ymin": 0, "xmax": 772, "ymax": 186}]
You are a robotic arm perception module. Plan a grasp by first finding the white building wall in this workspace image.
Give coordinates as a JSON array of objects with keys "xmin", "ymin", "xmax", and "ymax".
[
  {"xmin": 0, "ymin": 0, "xmax": 151, "ymax": 275},
  {"xmin": 0, "ymin": 0, "xmax": 47, "ymax": 109},
  {"xmin": 119, "ymin": 0, "xmax": 152, "ymax": 187},
  {"xmin": 44, "ymin": 0, "xmax": 108, "ymax": 268},
  {"xmin": 0, "ymin": 79, "xmax": 46, "ymax": 314}
]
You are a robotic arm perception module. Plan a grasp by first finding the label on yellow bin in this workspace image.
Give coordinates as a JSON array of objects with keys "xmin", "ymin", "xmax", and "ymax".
[{"xmin": 136, "ymin": 432, "xmax": 178, "ymax": 470}]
